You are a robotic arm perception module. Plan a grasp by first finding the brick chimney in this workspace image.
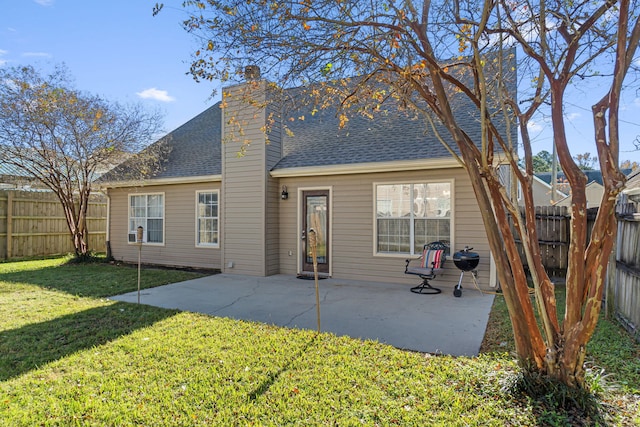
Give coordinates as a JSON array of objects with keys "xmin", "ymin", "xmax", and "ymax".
[{"xmin": 244, "ymin": 65, "xmax": 261, "ymax": 81}]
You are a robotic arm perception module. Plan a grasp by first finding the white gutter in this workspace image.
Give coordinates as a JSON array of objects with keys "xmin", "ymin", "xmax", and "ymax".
[
  {"xmin": 623, "ymin": 186, "xmax": 640, "ymax": 196},
  {"xmin": 99, "ymin": 174, "xmax": 222, "ymax": 189},
  {"xmin": 270, "ymin": 158, "xmax": 462, "ymax": 178}
]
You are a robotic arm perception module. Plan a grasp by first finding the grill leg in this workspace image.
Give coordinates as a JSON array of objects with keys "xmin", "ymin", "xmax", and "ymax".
[{"xmin": 453, "ymin": 271, "xmax": 464, "ymax": 297}]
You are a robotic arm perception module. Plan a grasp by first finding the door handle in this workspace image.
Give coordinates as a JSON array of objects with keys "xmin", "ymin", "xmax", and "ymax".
[{"xmin": 301, "ymin": 229, "xmax": 306, "ymax": 240}]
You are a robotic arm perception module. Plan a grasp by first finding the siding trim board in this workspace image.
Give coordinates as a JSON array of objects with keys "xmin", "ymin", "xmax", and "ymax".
[
  {"xmin": 102, "ymin": 175, "xmax": 222, "ymax": 189},
  {"xmin": 271, "ymin": 158, "xmax": 461, "ymax": 178}
]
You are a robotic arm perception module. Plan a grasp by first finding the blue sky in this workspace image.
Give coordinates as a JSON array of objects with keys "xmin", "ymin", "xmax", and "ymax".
[
  {"xmin": 1, "ymin": 0, "xmax": 217, "ymax": 133},
  {"xmin": 2, "ymin": 0, "xmax": 640, "ymax": 164}
]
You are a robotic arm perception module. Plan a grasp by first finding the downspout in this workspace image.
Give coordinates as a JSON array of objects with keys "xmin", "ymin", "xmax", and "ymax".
[{"xmin": 104, "ymin": 188, "xmax": 112, "ymax": 260}]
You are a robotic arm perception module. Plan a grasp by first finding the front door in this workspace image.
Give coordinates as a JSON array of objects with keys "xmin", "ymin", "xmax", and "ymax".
[{"xmin": 301, "ymin": 190, "xmax": 330, "ymax": 275}]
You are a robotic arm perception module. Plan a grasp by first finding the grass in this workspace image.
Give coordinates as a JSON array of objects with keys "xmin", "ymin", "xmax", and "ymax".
[
  {"xmin": 480, "ymin": 285, "xmax": 640, "ymax": 425},
  {"xmin": 0, "ymin": 255, "xmax": 206, "ymax": 298},
  {"xmin": 480, "ymin": 285, "xmax": 640, "ymax": 394},
  {"xmin": 1, "ymin": 256, "xmax": 639, "ymax": 426}
]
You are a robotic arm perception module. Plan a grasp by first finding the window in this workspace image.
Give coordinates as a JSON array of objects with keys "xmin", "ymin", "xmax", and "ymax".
[
  {"xmin": 376, "ymin": 182, "xmax": 451, "ymax": 255},
  {"xmin": 196, "ymin": 191, "xmax": 219, "ymax": 246},
  {"xmin": 129, "ymin": 193, "xmax": 164, "ymax": 244}
]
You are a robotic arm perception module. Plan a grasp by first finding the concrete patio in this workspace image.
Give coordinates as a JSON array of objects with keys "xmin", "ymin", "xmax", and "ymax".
[{"xmin": 110, "ymin": 273, "xmax": 495, "ymax": 356}]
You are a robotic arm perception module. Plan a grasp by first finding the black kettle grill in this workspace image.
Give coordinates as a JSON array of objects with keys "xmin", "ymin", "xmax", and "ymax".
[{"xmin": 452, "ymin": 246, "xmax": 480, "ymax": 297}]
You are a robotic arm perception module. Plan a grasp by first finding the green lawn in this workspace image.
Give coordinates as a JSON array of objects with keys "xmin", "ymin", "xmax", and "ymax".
[{"xmin": 1, "ymin": 257, "xmax": 638, "ymax": 426}]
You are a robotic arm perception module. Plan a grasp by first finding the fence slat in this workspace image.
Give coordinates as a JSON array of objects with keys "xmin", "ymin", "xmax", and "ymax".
[
  {"xmin": 511, "ymin": 202, "xmax": 639, "ymax": 342},
  {"xmin": 511, "ymin": 206, "xmax": 572, "ymax": 277},
  {"xmin": 616, "ymin": 208, "xmax": 640, "ymax": 342},
  {"xmin": 0, "ymin": 190, "xmax": 107, "ymax": 259}
]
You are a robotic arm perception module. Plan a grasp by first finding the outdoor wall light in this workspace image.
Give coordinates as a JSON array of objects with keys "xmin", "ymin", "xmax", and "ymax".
[{"xmin": 281, "ymin": 185, "xmax": 289, "ymax": 200}]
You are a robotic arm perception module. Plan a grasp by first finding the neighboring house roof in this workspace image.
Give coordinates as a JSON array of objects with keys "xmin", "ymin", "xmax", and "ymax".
[
  {"xmin": 0, "ymin": 160, "xmax": 47, "ymax": 189},
  {"xmin": 529, "ymin": 173, "xmax": 568, "ymax": 205},
  {"xmin": 0, "ymin": 162, "xmax": 31, "ymax": 177},
  {"xmin": 554, "ymin": 181, "xmax": 604, "ymax": 208},
  {"xmin": 536, "ymin": 169, "xmax": 633, "ymax": 187},
  {"xmin": 623, "ymin": 169, "xmax": 640, "ymax": 200}
]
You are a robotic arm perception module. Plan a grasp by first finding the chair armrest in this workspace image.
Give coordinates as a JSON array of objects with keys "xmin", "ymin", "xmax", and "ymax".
[{"xmin": 405, "ymin": 255, "xmax": 423, "ymax": 273}]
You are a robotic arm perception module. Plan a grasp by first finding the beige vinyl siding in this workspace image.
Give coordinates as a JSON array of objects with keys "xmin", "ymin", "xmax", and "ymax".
[
  {"xmin": 555, "ymin": 181, "xmax": 603, "ymax": 208},
  {"xmin": 526, "ymin": 177, "xmax": 566, "ymax": 207},
  {"xmin": 222, "ymin": 81, "xmax": 270, "ymax": 276},
  {"xmin": 107, "ymin": 182, "xmax": 221, "ymax": 269},
  {"xmin": 277, "ymin": 167, "xmax": 494, "ymax": 290},
  {"xmin": 265, "ymin": 100, "xmax": 282, "ymax": 275}
]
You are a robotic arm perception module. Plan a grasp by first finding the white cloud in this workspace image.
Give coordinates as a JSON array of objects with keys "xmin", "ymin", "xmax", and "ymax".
[
  {"xmin": 564, "ymin": 112, "xmax": 580, "ymax": 121},
  {"xmin": 527, "ymin": 120, "xmax": 543, "ymax": 132},
  {"xmin": 0, "ymin": 49, "xmax": 7, "ymax": 66},
  {"xmin": 136, "ymin": 88, "xmax": 175, "ymax": 102},
  {"xmin": 22, "ymin": 52, "xmax": 51, "ymax": 58},
  {"xmin": 34, "ymin": 0, "xmax": 54, "ymax": 6}
]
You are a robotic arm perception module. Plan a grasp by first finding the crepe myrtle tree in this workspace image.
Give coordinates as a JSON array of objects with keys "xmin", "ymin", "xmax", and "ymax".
[
  {"xmin": 160, "ymin": 0, "xmax": 640, "ymax": 387},
  {"xmin": 0, "ymin": 64, "xmax": 164, "ymax": 259}
]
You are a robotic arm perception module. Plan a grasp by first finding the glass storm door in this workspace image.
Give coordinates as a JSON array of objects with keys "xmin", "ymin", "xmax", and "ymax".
[{"xmin": 302, "ymin": 190, "xmax": 330, "ymax": 275}]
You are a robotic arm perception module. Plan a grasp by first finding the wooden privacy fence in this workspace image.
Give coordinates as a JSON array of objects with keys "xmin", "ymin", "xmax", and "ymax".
[
  {"xmin": 511, "ymin": 203, "xmax": 639, "ymax": 342},
  {"xmin": 511, "ymin": 205, "xmax": 598, "ymax": 278},
  {"xmin": 614, "ymin": 203, "xmax": 640, "ymax": 342},
  {"xmin": 0, "ymin": 190, "xmax": 107, "ymax": 259}
]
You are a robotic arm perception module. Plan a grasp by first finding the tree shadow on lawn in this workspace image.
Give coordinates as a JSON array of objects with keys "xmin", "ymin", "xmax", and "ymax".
[
  {"xmin": 0, "ymin": 262, "xmax": 204, "ymax": 298},
  {"xmin": 0, "ymin": 302, "xmax": 178, "ymax": 381}
]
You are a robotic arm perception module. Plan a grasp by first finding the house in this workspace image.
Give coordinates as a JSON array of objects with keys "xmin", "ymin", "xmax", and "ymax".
[
  {"xmin": 0, "ymin": 162, "xmax": 46, "ymax": 190},
  {"xmin": 621, "ymin": 169, "xmax": 640, "ymax": 209},
  {"xmin": 516, "ymin": 173, "xmax": 568, "ymax": 207},
  {"xmin": 99, "ymin": 73, "xmax": 514, "ymax": 290},
  {"xmin": 534, "ymin": 169, "xmax": 633, "ymax": 208}
]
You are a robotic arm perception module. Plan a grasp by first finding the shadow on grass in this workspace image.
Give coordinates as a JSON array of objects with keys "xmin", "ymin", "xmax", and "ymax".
[
  {"xmin": 248, "ymin": 334, "xmax": 318, "ymax": 401},
  {"xmin": 0, "ymin": 261, "xmax": 206, "ymax": 298},
  {"xmin": 0, "ymin": 301, "xmax": 178, "ymax": 381}
]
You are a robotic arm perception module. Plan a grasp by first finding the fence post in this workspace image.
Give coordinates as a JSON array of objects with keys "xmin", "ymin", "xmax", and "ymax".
[{"xmin": 6, "ymin": 191, "xmax": 13, "ymax": 259}]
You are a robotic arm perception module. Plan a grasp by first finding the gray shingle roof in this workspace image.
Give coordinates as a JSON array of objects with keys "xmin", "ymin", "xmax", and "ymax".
[
  {"xmin": 274, "ymin": 52, "xmax": 514, "ymax": 170},
  {"xmin": 155, "ymin": 103, "xmax": 222, "ymax": 178},
  {"xmin": 101, "ymin": 70, "xmax": 514, "ymax": 182},
  {"xmin": 99, "ymin": 102, "xmax": 222, "ymax": 182},
  {"xmin": 273, "ymin": 99, "xmax": 482, "ymax": 170}
]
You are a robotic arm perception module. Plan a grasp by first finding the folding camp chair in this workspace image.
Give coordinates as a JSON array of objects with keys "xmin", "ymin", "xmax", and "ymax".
[{"xmin": 404, "ymin": 241, "xmax": 448, "ymax": 294}]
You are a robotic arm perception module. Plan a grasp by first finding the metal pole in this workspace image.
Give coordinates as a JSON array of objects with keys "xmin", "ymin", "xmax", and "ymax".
[{"xmin": 309, "ymin": 228, "xmax": 321, "ymax": 333}]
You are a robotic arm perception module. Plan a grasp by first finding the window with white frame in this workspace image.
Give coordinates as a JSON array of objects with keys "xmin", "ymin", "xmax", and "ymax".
[
  {"xmin": 196, "ymin": 191, "xmax": 219, "ymax": 246},
  {"xmin": 376, "ymin": 182, "xmax": 451, "ymax": 255},
  {"xmin": 129, "ymin": 193, "xmax": 164, "ymax": 244}
]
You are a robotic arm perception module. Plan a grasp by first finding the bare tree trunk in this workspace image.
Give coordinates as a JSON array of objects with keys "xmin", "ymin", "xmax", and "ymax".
[
  {"xmin": 458, "ymin": 141, "xmax": 547, "ymax": 368},
  {"xmin": 59, "ymin": 192, "xmax": 90, "ymax": 259}
]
